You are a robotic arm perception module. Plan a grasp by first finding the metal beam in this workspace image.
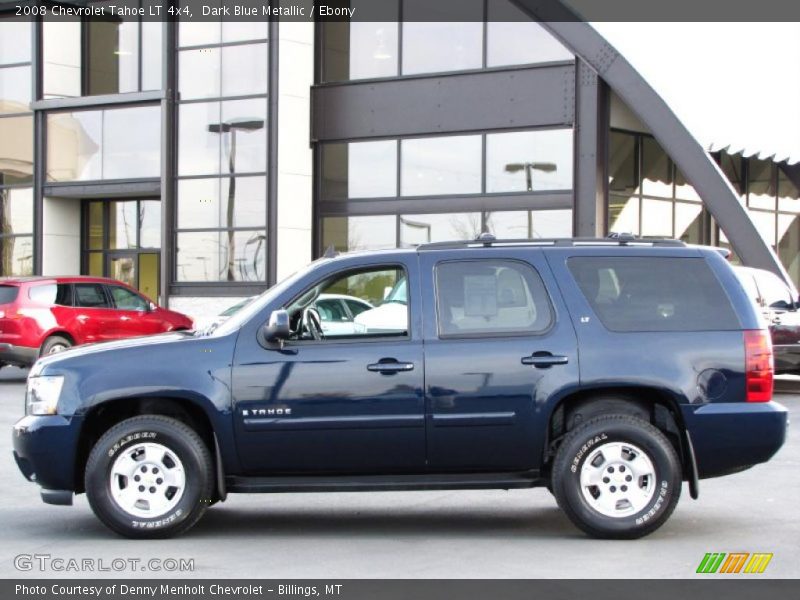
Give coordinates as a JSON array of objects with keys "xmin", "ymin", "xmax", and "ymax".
[
  {"xmin": 510, "ymin": 2, "xmax": 790, "ymax": 285},
  {"xmin": 573, "ymin": 59, "xmax": 608, "ymax": 236}
]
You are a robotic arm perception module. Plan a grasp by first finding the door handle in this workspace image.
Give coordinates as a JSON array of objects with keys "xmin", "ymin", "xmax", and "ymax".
[
  {"xmin": 367, "ymin": 359, "xmax": 415, "ymax": 374},
  {"xmin": 521, "ymin": 353, "xmax": 569, "ymax": 368}
]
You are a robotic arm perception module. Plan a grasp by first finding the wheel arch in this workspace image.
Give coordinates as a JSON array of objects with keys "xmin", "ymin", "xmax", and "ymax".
[
  {"xmin": 543, "ymin": 386, "xmax": 695, "ymax": 490},
  {"xmin": 75, "ymin": 395, "xmax": 218, "ymax": 494}
]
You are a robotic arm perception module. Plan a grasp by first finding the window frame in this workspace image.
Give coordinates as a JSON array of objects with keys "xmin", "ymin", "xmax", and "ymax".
[{"xmin": 434, "ymin": 258, "xmax": 554, "ymax": 340}]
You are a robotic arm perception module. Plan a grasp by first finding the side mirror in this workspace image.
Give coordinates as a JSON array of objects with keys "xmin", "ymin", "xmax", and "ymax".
[
  {"xmin": 263, "ymin": 309, "xmax": 290, "ymax": 343},
  {"xmin": 148, "ymin": 301, "xmax": 157, "ymax": 312}
]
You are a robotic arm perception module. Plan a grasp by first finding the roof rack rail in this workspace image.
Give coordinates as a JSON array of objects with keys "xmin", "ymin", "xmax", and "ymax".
[{"xmin": 416, "ymin": 233, "xmax": 686, "ymax": 251}]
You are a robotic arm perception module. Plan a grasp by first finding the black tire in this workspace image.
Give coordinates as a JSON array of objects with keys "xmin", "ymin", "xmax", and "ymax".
[
  {"xmin": 40, "ymin": 335, "xmax": 72, "ymax": 356},
  {"xmin": 85, "ymin": 415, "xmax": 214, "ymax": 539},
  {"xmin": 551, "ymin": 414, "xmax": 682, "ymax": 539}
]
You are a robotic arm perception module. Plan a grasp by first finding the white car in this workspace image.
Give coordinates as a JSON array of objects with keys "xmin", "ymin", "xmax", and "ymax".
[
  {"xmin": 353, "ymin": 277, "xmax": 409, "ymax": 334},
  {"xmin": 313, "ymin": 294, "xmax": 373, "ymax": 336}
]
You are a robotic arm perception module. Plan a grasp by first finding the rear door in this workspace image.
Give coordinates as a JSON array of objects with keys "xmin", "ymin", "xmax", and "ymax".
[
  {"xmin": 72, "ymin": 283, "xmax": 116, "ymax": 342},
  {"xmin": 419, "ymin": 248, "xmax": 579, "ymax": 472}
]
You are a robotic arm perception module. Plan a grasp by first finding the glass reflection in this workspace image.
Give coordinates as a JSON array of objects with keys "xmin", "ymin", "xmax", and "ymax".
[
  {"xmin": 641, "ymin": 198, "xmax": 673, "ymax": 237},
  {"xmin": 0, "ymin": 66, "xmax": 32, "ymax": 113},
  {"xmin": 322, "ymin": 141, "xmax": 397, "ymax": 199},
  {"xmin": 748, "ymin": 158, "xmax": 775, "ymax": 210},
  {"xmin": 86, "ymin": 18, "xmax": 139, "ymax": 95},
  {"xmin": 179, "ymin": 48, "xmax": 221, "ymax": 100},
  {"xmin": 778, "ymin": 213, "xmax": 800, "ymax": 287},
  {"xmin": 103, "ymin": 106, "xmax": 161, "ymax": 179},
  {"xmin": 0, "ymin": 21, "xmax": 31, "ymax": 64},
  {"xmin": 401, "ymin": 0, "xmax": 483, "ymax": 76},
  {"xmin": 778, "ymin": 165, "xmax": 800, "ymax": 213},
  {"xmin": 322, "ymin": 215, "xmax": 397, "ymax": 252},
  {"xmin": 487, "ymin": 0, "xmax": 572, "ymax": 66},
  {"xmin": 0, "ymin": 235, "xmax": 33, "ymax": 276},
  {"xmin": 141, "ymin": 22, "xmax": 163, "ymax": 91},
  {"xmin": 608, "ymin": 131, "xmax": 637, "ymax": 195},
  {"xmin": 641, "ymin": 137, "xmax": 672, "ymax": 198},
  {"xmin": 1, "ymin": 187, "xmax": 33, "ymax": 235},
  {"xmin": 0, "ymin": 115, "xmax": 33, "ymax": 185},
  {"xmin": 42, "ymin": 21, "xmax": 82, "ymax": 99},
  {"xmin": 401, "ymin": 135, "xmax": 481, "ymax": 196},
  {"xmin": 222, "ymin": 21, "xmax": 269, "ymax": 43},
  {"xmin": 609, "ymin": 195, "xmax": 639, "ymax": 235},
  {"xmin": 178, "ymin": 102, "xmax": 221, "ymax": 176},
  {"xmin": 220, "ymin": 99, "xmax": 267, "ymax": 174},
  {"xmin": 486, "ymin": 129, "xmax": 573, "ymax": 192},
  {"xmin": 486, "ymin": 210, "xmax": 572, "ymax": 239},
  {"xmin": 139, "ymin": 201, "xmax": 161, "ymax": 248},
  {"xmin": 221, "ymin": 44, "xmax": 268, "ymax": 97},
  {"xmin": 178, "ymin": 176, "xmax": 266, "ymax": 230},
  {"xmin": 399, "ymin": 213, "xmax": 481, "ymax": 246},
  {"xmin": 176, "ymin": 230, "xmax": 266, "ymax": 282},
  {"xmin": 108, "ymin": 201, "xmax": 138, "ymax": 249},
  {"xmin": 749, "ymin": 209, "xmax": 776, "ymax": 246},
  {"xmin": 675, "ymin": 202, "xmax": 703, "ymax": 243},
  {"xmin": 87, "ymin": 201, "xmax": 103, "ymax": 250},
  {"xmin": 47, "ymin": 107, "xmax": 160, "ymax": 181}
]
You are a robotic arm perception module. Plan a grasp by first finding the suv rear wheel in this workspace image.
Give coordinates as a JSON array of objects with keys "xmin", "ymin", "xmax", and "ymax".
[
  {"xmin": 551, "ymin": 414, "xmax": 682, "ymax": 539},
  {"xmin": 40, "ymin": 335, "xmax": 72, "ymax": 356},
  {"xmin": 84, "ymin": 415, "xmax": 214, "ymax": 538}
]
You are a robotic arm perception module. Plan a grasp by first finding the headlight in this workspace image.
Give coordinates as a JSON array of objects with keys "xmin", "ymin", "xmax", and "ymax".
[{"xmin": 26, "ymin": 376, "xmax": 64, "ymax": 416}]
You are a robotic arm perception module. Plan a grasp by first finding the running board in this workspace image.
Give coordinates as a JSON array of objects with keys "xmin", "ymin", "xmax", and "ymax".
[{"xmin": 225, "ymin": 471, "xmax": 540, "ymax": 494}]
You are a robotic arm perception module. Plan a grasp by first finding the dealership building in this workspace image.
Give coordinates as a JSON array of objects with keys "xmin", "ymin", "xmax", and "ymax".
[{"xmin": 1, "ymin": 1, "xmax": 799, "ymax": 319}]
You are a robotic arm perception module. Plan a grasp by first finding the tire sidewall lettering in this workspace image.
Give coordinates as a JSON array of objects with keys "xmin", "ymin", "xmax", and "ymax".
[
  {"xmin": 570, "ymin": 432, "xmax": 607, "ymax": 473},
  {"xmin": 107, "ymin": 431, "xmax": 158, "ymax": 458}
]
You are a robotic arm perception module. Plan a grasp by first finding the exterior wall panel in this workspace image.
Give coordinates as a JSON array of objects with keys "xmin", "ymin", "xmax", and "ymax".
[{"xmin": 312, "ymin": 64, "xmax": 575, "ymax": 142}]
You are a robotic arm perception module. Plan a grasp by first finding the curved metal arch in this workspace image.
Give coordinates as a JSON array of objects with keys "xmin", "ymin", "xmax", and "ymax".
[{"xmin": 511, "ymin": 1, "xmax": 789, "ymax": 285}]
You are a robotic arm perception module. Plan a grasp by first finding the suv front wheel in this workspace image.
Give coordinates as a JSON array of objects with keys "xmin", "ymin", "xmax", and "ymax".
[
  {"xmin": 551, "ymin": 414, "xmax": 682, "ymax": 539},
  {"xmin": 85, "ymin": 415, "xmax": 214, "ymax": 538}
]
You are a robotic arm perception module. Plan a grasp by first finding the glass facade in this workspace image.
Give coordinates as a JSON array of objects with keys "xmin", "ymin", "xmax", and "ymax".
[
  {"xmin": 321, "ymin": 0, "xmax": 572, "ymax": 82},
  {"xmin": 175, "ymin": 22, "xmax": 269, "ymax": 283},
  {"xmin": 608, "ymin": 130, "xmax": 704, "ymax": 244},
  {"xmin": 42, "ymin": 7, "xmax": 162, "ymax": 99},
  {"xmin": 46, "ymin": 106, "xmax": 161, "ymax": 181},
  {"xmin": 609, "ymin": 129, "xmax": 800, "ymax": 287},
  {"xmin": 0, "ymin": 19, "xmax": 33, "ymax": 275}
]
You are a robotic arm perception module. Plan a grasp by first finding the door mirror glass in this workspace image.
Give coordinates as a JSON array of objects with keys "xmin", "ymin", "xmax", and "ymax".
[
  {"xmin": 263, "ymin": 309, "xmax": 290, "ymax": 342},
  {"xmin": 148, "ymin": 301, "xmax": 157, "ymax": 312}
]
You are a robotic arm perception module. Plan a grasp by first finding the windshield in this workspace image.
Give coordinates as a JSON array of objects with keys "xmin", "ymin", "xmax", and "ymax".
[
  {"xmin": 382, "ymin": 277, "xmax": 407, "ymax": 305},
  {"xmin": 208, "ymin": 261, "xmax": 322, "ymax": 337}
]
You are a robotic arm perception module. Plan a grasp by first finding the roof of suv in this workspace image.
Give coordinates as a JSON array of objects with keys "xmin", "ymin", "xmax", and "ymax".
[{"xmin": 0, "ymin": 275, "xmax": 126, "ymax": 286}]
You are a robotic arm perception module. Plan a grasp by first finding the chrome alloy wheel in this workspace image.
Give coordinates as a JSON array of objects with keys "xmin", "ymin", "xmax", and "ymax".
[
  {"xmin": 108, "ymin": 442, "xmax": 186, "ymax": 519},
  {"xmin": 579, "ymin": 441, "xmax": 656, "ymax": 518},
  {"xmin": 48, "ymin": 343, "xmax": 68, "ymax": 354}
]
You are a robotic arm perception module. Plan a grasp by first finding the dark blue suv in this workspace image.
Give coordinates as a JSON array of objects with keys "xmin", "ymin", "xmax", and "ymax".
[{"xmin": 12, "ymin": 236, "xmax": 788, "ymax": 539}]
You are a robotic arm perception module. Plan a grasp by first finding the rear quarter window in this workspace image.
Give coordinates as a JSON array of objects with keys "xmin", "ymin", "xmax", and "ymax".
[
  {"xmin": 0, "ymin": 285, "xmax": 19, "ymax": 304},
  {"xmin": 28, "ymin": 284, "xmax": 72, "ymax": 306},
  {"xmin": 568, "ymin": 256, "xmax": 740, "ymax": 332}
]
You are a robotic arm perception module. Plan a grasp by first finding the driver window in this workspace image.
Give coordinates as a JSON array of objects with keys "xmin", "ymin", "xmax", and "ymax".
[{"xmin": 287, "ymin": 266, "xmax": 409, "ymax": 340}]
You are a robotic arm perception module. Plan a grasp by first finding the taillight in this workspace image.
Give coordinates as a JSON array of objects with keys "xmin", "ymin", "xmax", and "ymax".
[{"xmin": 744, "ymin": 329, "xmax": 773, "ymax": 402}]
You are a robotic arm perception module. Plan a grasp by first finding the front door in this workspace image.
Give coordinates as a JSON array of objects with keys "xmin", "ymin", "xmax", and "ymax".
[
  {"xmin": 419, "ymin": 249, "xmax": 579, "ymax": 472},
  {"xmin": 232, "ymin": 259, "xmax": 426, "ymax": 475}
]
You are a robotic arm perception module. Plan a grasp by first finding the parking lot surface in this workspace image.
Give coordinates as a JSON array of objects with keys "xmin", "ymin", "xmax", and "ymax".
[{"xmin": 1, "ymin": 367, "xmax": 797, "ymax": 579}]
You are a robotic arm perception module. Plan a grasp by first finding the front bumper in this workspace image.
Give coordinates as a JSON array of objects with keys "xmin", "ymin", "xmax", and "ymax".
[
  {"xmin": 682, "ymin": 400, "xmax": 788, "ymax": 479},
  {"xmin": 12, "ymin": 414, "xmax": 83, "ymax": 504},
  {"xmin": 0, "ymin": 343, "xmax": 38, "ymax": 367}
]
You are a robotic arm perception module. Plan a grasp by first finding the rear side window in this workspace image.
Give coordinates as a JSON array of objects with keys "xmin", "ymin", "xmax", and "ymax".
[
  {"xmin": 28, "ymin": 284, "xmax": 72, "ymax": 306},
  {"xmin": 569, "ymin": 257, "xmax": 739, "ymax": 332},
  {"xmin": 436, "ymin": 260, "xmax": 552, "ymax": 337},
  {"xmin": 0, "ymin": 285, "xmax": 19, "ymax": 304},
  {"xmin": 74, "ymin": 284, "xmax": 110, "ymax": 308}
]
